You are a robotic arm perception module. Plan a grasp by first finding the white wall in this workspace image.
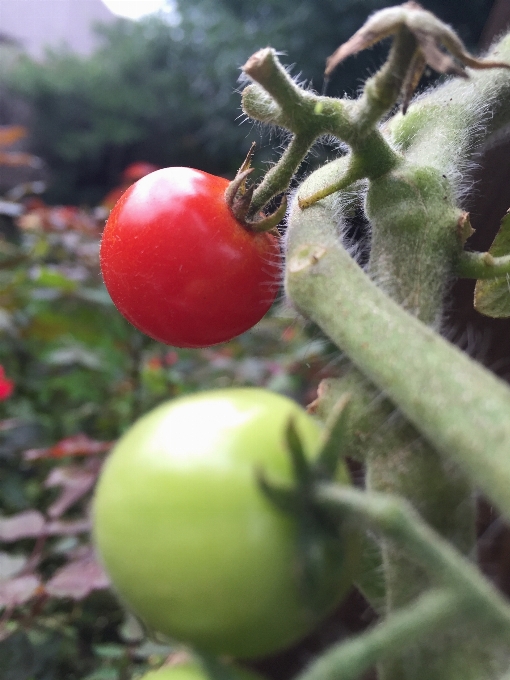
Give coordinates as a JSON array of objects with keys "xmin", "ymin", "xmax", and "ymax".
[{"xmin": 0, "ymin": 0, "xmax": 116, "ymax": 58}]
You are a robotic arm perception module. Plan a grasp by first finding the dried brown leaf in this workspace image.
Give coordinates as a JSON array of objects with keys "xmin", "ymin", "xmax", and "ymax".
[
  {"xmin": 412, "ymin": 30, "xmax": 467, "ymax": 77},
  {"xmin": 325, "ymin": 0, "xmax": 510, "ymax": 99},
  {"xmin": 325, "ymin": 5, "xmax": 409, "ymax": 76}
]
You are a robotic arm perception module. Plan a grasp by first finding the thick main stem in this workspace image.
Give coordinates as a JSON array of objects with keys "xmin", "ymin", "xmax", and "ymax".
[
  {"xmin": 285, "ymin": 191, "xmax": 510, "ymax": 545},
  {"xmin": 284, "ymin": 171, "xmax": 510, "ymax": 678},
  {"xmin": 363, "ymin": 161, "xmax": 474, "ymax": 680}
]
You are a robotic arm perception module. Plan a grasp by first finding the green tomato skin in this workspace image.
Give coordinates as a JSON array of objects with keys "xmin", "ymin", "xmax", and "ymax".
[
  {"xmin": 138, "ymin": 661, "xmax": 263, "ymax": 680},
  {"xmin": 93, "ymin": 388, "xmax": 356, "ymax": 659}
]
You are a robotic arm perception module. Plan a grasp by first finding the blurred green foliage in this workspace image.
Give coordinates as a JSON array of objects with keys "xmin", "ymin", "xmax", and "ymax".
[
  {"xmin": 0, "ymin": 204, "xmax": 333, "ymax": 679},
  {"xmin": 2, "ymin": 0, "xmax": 492, "ymax": 204}
]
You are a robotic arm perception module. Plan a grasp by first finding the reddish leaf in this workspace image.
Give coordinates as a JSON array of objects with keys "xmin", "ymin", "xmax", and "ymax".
[
  {"xmin": 44, "ymin": 461, "xmax": 101, "ymax": 518},
  {"xmin": 0, "ymin": 575, "xmax": 42, "ymax": 611},
  {"xmin": 0, "ymin": 511, "xmax": 45, "ymax": 542},
  {"xmin": 45, "ymin": 554, "xmax": 109, "ymax": 600},
  {"xmin": 24, "ymin": 433, "xmax": 113, "ymax": 461},
  {"xmin": 45, "ymin": 519, "xmax": 91, "ymax": 536},
  {"xmin": 0, "ymin": 552, "xmax": 27, "ymax": 580}
]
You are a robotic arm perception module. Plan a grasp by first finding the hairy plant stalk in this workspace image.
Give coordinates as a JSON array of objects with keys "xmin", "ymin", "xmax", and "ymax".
[
  {"xmin": 284, "ymin": 172, "xmax": 510, "ymax": 678},
  {"xmin": 285, "ymin": 187, "xmax": 510, "ymax": 534},
  {"xmin": 242, "ymin": 20, "xmax": 510, "ymax": 679},
  {"xmin": 296, "ymin": 589, "xmax": 462, "ymax": 680}
]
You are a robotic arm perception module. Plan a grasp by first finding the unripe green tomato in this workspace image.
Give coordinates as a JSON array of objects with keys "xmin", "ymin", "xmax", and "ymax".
[
  {"xmin": 93, "ymin": 388, "xmax": 356, "ymax": 659},
  {"xmin": 138, "ymin": 661, "xmax": 263, "ymax": 680}
]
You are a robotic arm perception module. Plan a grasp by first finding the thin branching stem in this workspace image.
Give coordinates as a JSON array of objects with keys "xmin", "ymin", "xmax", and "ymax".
[
  {"xmin": 296, "ymin": 589, "xmax": 461, "ymax": 680},
  {"xmin": 317, "ymin": 484, "xmax": 510, "ymax": 633},
  {"xmin": 457, "ymin": 251, "xmax": 510, "ymax": 279}
]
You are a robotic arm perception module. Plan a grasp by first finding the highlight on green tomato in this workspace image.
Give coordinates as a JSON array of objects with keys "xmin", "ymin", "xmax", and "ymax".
[
  {"xmin": 93, "ymin": 388, "xmax": 357, "ymax": 659},
  {"xmin": 138, "ymin": 660, "xmax": 264, "ymax": 680}
]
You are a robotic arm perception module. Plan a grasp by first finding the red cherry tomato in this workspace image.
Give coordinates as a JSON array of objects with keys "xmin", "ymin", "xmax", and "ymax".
[{"xmin": 100, "ymin": 167, "xmax": 281, "ymax": 348}]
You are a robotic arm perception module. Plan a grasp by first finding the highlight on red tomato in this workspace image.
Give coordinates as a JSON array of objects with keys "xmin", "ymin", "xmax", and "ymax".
[
  {"xmin": 100, "ymin": 167, "xmax": 281, "ymax": 348},
  {"xmin": 93, "ymin": 388, "xmax": 358, "ymax": 659}
]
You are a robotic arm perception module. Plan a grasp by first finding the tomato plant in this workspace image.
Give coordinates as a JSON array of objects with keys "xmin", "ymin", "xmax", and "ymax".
[
  {"xmin": 100, "ymin": 167, "xmax": 281, "ymax": 348},
  {"xmin": 93, "ymin": 388, "xmax": 357, "ymax": 659}
]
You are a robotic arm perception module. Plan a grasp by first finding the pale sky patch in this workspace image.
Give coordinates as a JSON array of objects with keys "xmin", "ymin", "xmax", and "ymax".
[{"xmin": 101, "ymin": 0, "xmax": 172, "ymax": 20}]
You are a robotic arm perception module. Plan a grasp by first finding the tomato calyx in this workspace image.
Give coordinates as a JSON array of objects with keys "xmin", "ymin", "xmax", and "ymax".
[
  {"xmin": 257, "ymin": 394, "xmax": 354, "ymax": 611},
  {"xmin": 225, "ymin": 149, "xmax": 286, "ymax": 234}
]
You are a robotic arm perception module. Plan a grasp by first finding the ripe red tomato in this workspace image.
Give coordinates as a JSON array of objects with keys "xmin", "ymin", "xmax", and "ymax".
[
  {"xmin": 93, "ymin": 388, "xmax": 357, "ymax": 659},
  {"xmin": 100, "ymin": 167, "xmax": 281, "ymax": 348}
]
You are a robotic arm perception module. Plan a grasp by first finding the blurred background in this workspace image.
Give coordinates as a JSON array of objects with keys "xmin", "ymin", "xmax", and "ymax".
[
  {"xmin": 0, "ymin": 1, "xmax": 510, "ymax": 679},
  {"xmin": 0, "ymin": 0, "xmax": 506, "ymax": 205}
]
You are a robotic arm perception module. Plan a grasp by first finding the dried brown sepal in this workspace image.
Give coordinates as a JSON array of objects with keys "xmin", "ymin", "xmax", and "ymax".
[
  {"xmin": 225, "ymin": 168, "xmax": 254, "ymax": 220},
  {"xmin": 325, "ymin": 5, "xmax": 409, "ymax": 76},
  {"xmin": 326, "ymin": 2, "xmax": 510, "ymax": 102},
  {"xmin": 239, "ymin": 141, "xmax": 256, "ymax": 176},
  {"xmin": 247, "ymin": 195, "xmax": 287, "ymax": 233},
  {"xmin": 457, "ymin": 211, "xmax": 475, "ymax": 246},
  {"xmin": 401, "ymin": 49, "xmax": 427, "ymax": 113},
  {"xmin": 412, "ymin": 30, "xmax": 467, "ymax": 78},
  {"xmin": 225, "ymin": 166, "xmax": 286, "ymax": 233},
  {"xmin": 225, "ymin": 141, "xmax": 286, "ymax": 233}
]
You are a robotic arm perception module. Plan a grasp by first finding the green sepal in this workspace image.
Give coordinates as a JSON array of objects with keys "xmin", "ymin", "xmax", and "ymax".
[
  {"xmin": 285, "ymin": 417, "xmax": 312, "ymax": 484},
  {"xmin": 258, "ymin": 417, "xmax": 354, "ymax": 616},
  {"xmin": 475, "ymin": 211, "xmax": 510, "ymax": 318},
  {"xmin": 256, "ymin": 468, "xmax": 301, "ymax": 514},
  {"xmin": 315, "ymin": 394, "xmax": 351, "ymax": 480}
]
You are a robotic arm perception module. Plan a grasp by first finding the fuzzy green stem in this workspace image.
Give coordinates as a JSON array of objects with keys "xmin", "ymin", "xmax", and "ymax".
[
  {"xmin": 242, "ymin": 48, "xmax": 316, "ymax": 131},
  {"xmin": 318, "ymin": 484, "xmax": 510, "ymax": 632},
  {"xmin": 299, "ymin": 133, "xmax": 400, "ymax": 209},
  {"xmin": 285, "ymin": 194, "xmax": 510, "ymax": 522},
  {"xmin": 296, "ymin": 589, "xmax": 461, "ymax": 680},
  {"xmin": 312, "ymin": 371, "xmax": 475, "ymax": 611},
  {"xmin": 355, "ymin": 27, "xmax": 417, "ymax": 136},
  {"xmin": 456, "ymin": 251, "xmax": 510, "ymax": 278},
  {"xmin": 297, "ymin": 165, "xmax": 361, "ymax": 210},
  {"xmin": 249, "ymin": 134, "xmax": 315, "ymax": 217},
  {"xmin": 242, "ymin": 47, "xmax": 401, "ymax": 215},
  {"xmin": 242, "ymin": 48, "xmax": 352, "ymax": 138}
]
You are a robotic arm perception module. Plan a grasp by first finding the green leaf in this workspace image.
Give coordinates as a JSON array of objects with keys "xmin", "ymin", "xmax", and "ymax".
[
  {"xmin": 315, "ymin": 393, "xmax": 351, "ymax": 479},
  {"xmin": 92, "ymin": 643, "xmax": 126, "ymax": 660},
  {"xmin": 31, "ymin": 267, "xmax": 78, "ymax": 293},
  {"xmin": 285, "ymin": 417, "xmax": 311, "ymax": 484},
  {"xmin": 475, "ymin": 211, "xmax": 510, "ymax": 318},
  {"xmin": 82, "ymin": 669, "xmax": 119, "ymax": 680},
  {"xmin": 0, "ymin": 631, "xmax": 35, "ymax": 680},
  {"xmin": 75, "ymin": 287, "xmax": 114, "ymax": 306}
]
